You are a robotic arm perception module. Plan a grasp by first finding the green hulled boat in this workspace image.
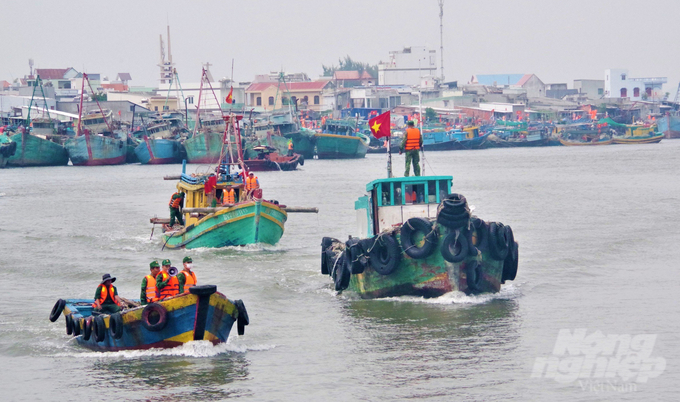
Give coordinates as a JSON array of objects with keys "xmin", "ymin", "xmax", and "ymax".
[
  {"xmin": 7, "ymin": 130, "xmax": 69, "ymax": 167},
  {"xmin": 0, "ymin": 135, "xmax": 17, "ymax": 168},
  {"xmin": 286, "ymin": 128, "xmax": 316, "ymax": 159},
  {"xmin": 321, "ymin": 176, "xmax": 518, "ymax": 298},
  {"xmin": 316, "ymin": 119, "xmax": 370, "ymax": 159},
  {"xmin": 184, "ymin": 131, "xmax": 230, "ymax": 164}
]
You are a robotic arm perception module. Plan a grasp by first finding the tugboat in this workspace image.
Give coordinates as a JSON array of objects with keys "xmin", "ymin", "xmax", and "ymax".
[
  {"xmin": 48, "ymin": 285, "xmax": 249, "ymax": 351},
  {"xmin": 320, "ymin": 176, "xmax": 519, "ymax": 298}
]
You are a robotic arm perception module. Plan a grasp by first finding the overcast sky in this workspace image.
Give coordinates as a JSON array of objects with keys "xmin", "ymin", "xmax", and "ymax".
[{"xmin": 2, "ymin": 0, "xmax": 678, "ymax": 94}]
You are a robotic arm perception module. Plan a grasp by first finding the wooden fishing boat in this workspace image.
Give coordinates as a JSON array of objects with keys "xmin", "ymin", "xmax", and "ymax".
[
  {"xmin": 7, "ymin": 129, "xmax": 69, "ymax": 167},
  {"xmin": 315, "ymin": 119, "xmax": 370, "ymax": 159},
  {"xmin": 657, "ymin": 114, "xmax": 680, "ymax": 139},
  {"xmin": 285, "ymin": 128, "xmax": 316, "ymax": 159},
  {"xmin": 65, "ymin": 132, "xmax": 127, "ymax": 166},
  {"xmin": 244, "ymin": 146, "xmax": 303, "ymax": 171},
  {"xmin": 134, "ymin": 136, "xmax": 184, "ymax": 164},
  {"xmin": 320, "ymin": 176, "xmax": 518, "ymax": 299},
  {"xmin": 81, "ymin": 109, "xmax": 114, "ymax": 134},
  {"xmin": 0, "ymin": 136, "xmax": 17, "ymax": 168},
  {"xmin": 612, "ymin": 134, "xmax": 664, "ymax": 144},
  {"xmin": 559, "ymin": 137, "xmax": 612, "ymax": 146},
  {"xmin": 48, "ymin": 285, "xmax": 249, "ymax": 351}
]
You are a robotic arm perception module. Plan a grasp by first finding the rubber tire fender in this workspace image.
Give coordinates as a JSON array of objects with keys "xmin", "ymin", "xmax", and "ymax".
[
  {"xmin": 470, "ymin": 217, "xmax": 488, "ymax": 249},
  {"xmin": 488, "ymin": 222, "xmax": 509, "ymax": 260},
  {"xmin": 49, "ymin": 299, "xmax": 66, "ymax": 322},
  {"xmin": 503, "ymin": 241, "xmax": 519, "ymax": 282},
  {"xmin": 438, "ymin": 206, "xmax": 471, "ymax": 222},
  {"xmin": 437, "ymin": 214, "xmax": 470, "ymax": 230},
  {"xmin": 442, "ymin": 193, "xmax": 467, "ymax": 209},
  {"xmin": 400, "ymin": 217, "xmax": 438, "ymax": 259},
  {"xmin": 346, "ymin": 238, "xmax": 366, "ymax": 274},
  {"xmin": 441, "ymin": 230, "xmax": 469, "ymax": 263},
  {"xmin": 93, "ymin": 315, "xmax": 106, "ymax": 342},
  {"xmin": 320, "ymin": 237, "xmax": 338, "ymax": 275},
  {"xmin": 141, "ymin": 303, "xmax": 168, "ymax": 332},
  {"xmin": 466, "ymin": 261, "xmax": 483, "ymax": 292},
  {"xmin": 65, "ymin": 314, "xmax": 74, "ymax": 335},
  {"xmin": 234, "ymin": 299, "xmax": 249, "ymax": 336},
  {"xmin": 367, "ymin": 235, "xmax": 402, "ymax": 275},
  {"xmin": 189, "ymin": 285, "xmax": 217, "ymax": 296},
  {"xmin": 334, "ymin": 250, "xmax": 352, "ymax": 291},
  {"xmin": 82, "ymin": 318, "xmax": 93, "ymax": 341},
  {"xmin": 72, "ymin": 317, "xmax": 82, "ymax": 336},
  {"xmin": 109, "ymin": 313, "xmax": 124, "ymax": 339},
  {"xmin": 299, "ymin": 155, "xmax": 304, "ymax": 166}
]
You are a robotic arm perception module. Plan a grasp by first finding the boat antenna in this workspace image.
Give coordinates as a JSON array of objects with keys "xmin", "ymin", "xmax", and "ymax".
[{"xmin": 25, "ymin": 75, "xmax": 39, "ymax": 127}]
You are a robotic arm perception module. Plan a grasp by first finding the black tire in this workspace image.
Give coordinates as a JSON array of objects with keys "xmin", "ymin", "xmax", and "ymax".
[
  {"xmin": 367, "ymin": 235, "xmax": 401, "ymax": 275},
  {"xmin": 470, "ymin": 217, "xmax": 488, "ymax": 248},
  {"xmin": 346, "ymin": 238, "xmax": 366, "ymax": 274},
  {"xmin": 466, "ymin": 261, "xmax": 483, "ymax": 292},
  {"xmin": 437, "ymin": 213, "xmax": 470, "ymax": 230},
  {"xmin": 441, "ymin": 230, "xmax": 469, "ymax": 263},
  {"xmin": 488, "ymin": 222, "xmax": 509, "ymax": 260},
  {"xmin": 93, "ymin": 315, "xmax": 106, "ymax": 342},
  {"xmin": 189, "ymin": 285, "xmax": 217, "ymax": 296},
  {"xmin": 503, "ymin": 241, "xmax": 519, "ymax": 282},
  {"xmin": 82, "ymin": 318, "xmax": 92, "ymax": 341},
  {"xmin": 320, "ymin": 237, "xmax": 337, "ymax": 275},
  {"xmin": 443, "ymin": 193, "xmax": 467, "ymax": 209},
  {"xmin": 299, "ymin": 155, "xmax": 305, "ymax": 166},
  {"xmin": 141, "ymin": 303, "xmax": 168, "ymax": 332},
  {"xmin": 334, "ymin": 251, "xmax": 352, "ymax": 291},
  {"xmin": 438, "ymin": 207, "xmax": 471, "ymax": 222},
  {"xmin": 65, "ymin": 314, "xmax": 74, "ymax": 335},
  {"xmin": 234, "ymin": 299, "xmax": 249, "ymax": 336},
  {"xmin": 400, "ymin": 217, "xmax": 438, "ymax": 259},
  {"xmin": 73, "ymin": 317, "xmax": 82, "ymax": 336},
  {"xmin": 49, "ymin": 299, "xmax": 66, "ymax": 322},
  {"xmin": 109, "ymin": 313, "xmax": 124, "ymax": 339}
]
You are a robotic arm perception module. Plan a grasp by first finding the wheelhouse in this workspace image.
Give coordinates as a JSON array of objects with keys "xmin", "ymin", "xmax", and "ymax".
[{"xmin": 355, "ymin": 175, "xmax": 452, "ymax": 237}]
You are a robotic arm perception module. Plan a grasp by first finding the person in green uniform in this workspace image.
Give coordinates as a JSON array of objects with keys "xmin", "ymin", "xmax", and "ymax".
[
  {"xmin": 177, "ymin": 256, "xmax": 197, "ymax": 294},
  {"xmin": 140, "ymin": 260, "xmax": 161, "ymax": 305},
  {"xmin": 93, "ymin": 274, "xmax": 122, "ymax": 315},
  {"xmin": 156, "ymin": 259, "xmax": 183, "ymax": 297},
  {"xmin": 169, "ymin": 191, "xmax": 185, "ymax": 227},
  {"xmin": 400, "ymin": 121, "xmax": 423, "ymax": 177}
]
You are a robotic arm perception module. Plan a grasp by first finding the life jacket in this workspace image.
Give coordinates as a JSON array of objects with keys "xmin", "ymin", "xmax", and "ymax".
[
  {"xmin": 182, "ymin": 270, "xmax": 197, "ymax": 289},
  {"xmin": 288, "ymin": 142, "xmax": 294, "ymax": 150},
  {"xmin": 224, "ymin": 188, "xmax": 235, "ymax": 204},
  {"xmin": 145, "ymin": 274, "xmax": 158, "ymax": 303},
  {"xmin": 246, "ymin": 176, "xmax": 258, "ymax": 191},
  {"xmin": 405, "ymin": 128, "xmax": 421, "ymax": 150},
  {"xmin": 169, "ymin": 192, "xmax": 182, "ymax": 208},
  {"xmin": 159, "ymin": 272, "xmax": 180, "ymax": 299},
  {"xmin": 94, "ymin": 284, "xmax": 118, "ymax": 306}
]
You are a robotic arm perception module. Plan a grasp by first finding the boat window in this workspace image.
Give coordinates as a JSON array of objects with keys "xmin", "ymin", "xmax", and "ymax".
[
  {"xmin": 428, "ymin": 181, "xmax": 437, "ymax": 203},
  {"xmin": 393, "ymin": 182, "xmax": 402, "ymax": 205},
  {"xmin": 405, "ymin": 184, "xmax": 424, "ymax": 204},
  {"xmin": 439, "ymin": 180, "xmax": 449, "ymax": 201},
  {"xmin": 380, "ymin": 182, "xmax": 391, "ymax": 206}
]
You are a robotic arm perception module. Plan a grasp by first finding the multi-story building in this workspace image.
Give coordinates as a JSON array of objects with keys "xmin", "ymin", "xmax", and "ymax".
[
  {"xmin": 378, "ymin": 46, "xmax": 437, "ymax": 87},
  {"xmin": 604, "ymin": 69, "xmax": 667, "ymax": 101}
]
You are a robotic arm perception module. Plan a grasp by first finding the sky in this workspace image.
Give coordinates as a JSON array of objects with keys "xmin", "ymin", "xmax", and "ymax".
[{"xmin": 2, "ymin": 0, "xmax": 679, "ymax": 95}]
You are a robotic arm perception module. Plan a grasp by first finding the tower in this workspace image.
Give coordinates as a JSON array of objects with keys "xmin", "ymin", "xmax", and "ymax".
[
  {"xmin": 158, "ymin": 26, "xmax": 175, "ymax": 85},
  {"xmin": 439, "ymin": 0, "xmax": 444, "ymax": 82}
]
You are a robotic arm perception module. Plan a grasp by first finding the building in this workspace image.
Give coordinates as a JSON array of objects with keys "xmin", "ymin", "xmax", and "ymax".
[
  {"xmin": 471, "ymin": 73, "xmax": 545, "ymax": 98},
  {"xmin": 245, "ymin": 81, "xmax": 332, "ymax": 112},
  {"xmin": 545, "ymin": 83, "xmax": 578, "ymax": 99},
  {"xmin": 378, "ymin": 46, "xmax": 437, "ymax": 86},
  {"xmin": 116, "ymin": 73, "xmax": 132, "ymax": 86},
  {"xmin": 604, "ymin": 69, "xmax": 667, "ymax": 101},
  {"xmin": 332, "ymin": 71, "xmax": 375, "ymax": 88},
  {"xmin": 573, "ymin": 79, "xmax": 604, "ymax": 100}
]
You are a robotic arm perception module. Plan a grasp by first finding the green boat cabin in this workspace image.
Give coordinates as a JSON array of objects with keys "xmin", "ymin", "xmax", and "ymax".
[{"xmin": 355, "ymin": 175, "xmax": 452, "ymax": 238}]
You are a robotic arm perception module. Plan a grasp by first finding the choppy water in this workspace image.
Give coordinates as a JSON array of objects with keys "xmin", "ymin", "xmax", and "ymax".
[{"xmin": 1, "ymin": 142, "xmax": 678, "ymax": 401}]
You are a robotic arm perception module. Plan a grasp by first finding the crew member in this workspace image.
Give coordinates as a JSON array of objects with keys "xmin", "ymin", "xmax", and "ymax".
[
  {"xmin": 400, "ymin": 121, "xmax": 423, "ymax": 177},
  {"xmin": 156, "ymin": 259, "xmax": 181, "ymax": 300},
  {"xmin": 287, "ymin": 140, "xmax": 294, "ymax": 156},
  {"xmin": 168, "ymin": 191, "xmax": 185, "ymax": 227},
  {"xmin": 178, "ymin": 256, "xmax": 197, "ymax": 294},
  {"xmin": 245, "ymin": 172, "xmax": 259, "ymax": 197},
  {"xmin": 140, "ymin": 260, "xmax": 160, "ymax": 305},
  {"xmin": 93, "ymin": 273, "xmax": 122, "ymax": 314},
  {"xmin": 222, "ymin": 185, "xmax": 236, "ymax": 205}
]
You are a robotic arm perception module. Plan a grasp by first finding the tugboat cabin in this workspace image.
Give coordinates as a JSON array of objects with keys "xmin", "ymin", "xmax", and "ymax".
[{"xmin": 355, "ymin": 175, "xmax": 452, "ymax": 237}]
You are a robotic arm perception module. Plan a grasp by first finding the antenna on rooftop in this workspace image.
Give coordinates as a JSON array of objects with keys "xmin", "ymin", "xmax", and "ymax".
[
  {"xmin": 29, "ymin": 59, "xmax": 34, "ymax": 77},
  {"xmin": 439, "ymin": 0, "xmax": 444, "ymax": 82}
]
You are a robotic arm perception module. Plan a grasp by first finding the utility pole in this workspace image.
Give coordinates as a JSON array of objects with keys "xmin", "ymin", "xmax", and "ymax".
[{"xmin": 439, "ymin": 0, "xmax": 444, "ymax": 82}]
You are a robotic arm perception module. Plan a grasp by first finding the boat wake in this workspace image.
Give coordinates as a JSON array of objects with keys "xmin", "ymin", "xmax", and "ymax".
[
  {"xmin": 376, "ymin": 283, "xmax": 521, "ymax": 305},
  {"xmin": 54, "ymin": 341, "xmax": 277, "ymax": 359}
]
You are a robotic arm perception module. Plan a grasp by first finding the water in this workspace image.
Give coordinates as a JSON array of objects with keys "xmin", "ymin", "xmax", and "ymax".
[{"xmin": 1, "ymin": 142, "xmax": 679, "ymax": 401}]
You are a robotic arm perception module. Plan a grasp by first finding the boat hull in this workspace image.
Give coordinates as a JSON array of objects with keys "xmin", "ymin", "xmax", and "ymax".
[
  {"xmin": 134, "ymin": 138, "xmax": 183, "ymax": 164},
  {"xmin": 559, "ymin": 138, "xmax": 613, "ymax": 146},
  {"xmin": 162, "ymin": 201, "xmax": 287, "ymax": 249},
  {"xmin": 612, "ymin": 134, "xmax": 664, "ymax": 144},
  {"xmin": 315, "ymin": 133, "xmax": 369, "ymax": 159},
  {"xmin": 7, "ymin": 132, "xmax": 69, "ymax": 167},
  {"xmin": 60, "ymin": 287, "xmax": 239, "ymax": 351},
  {"xmin": 244, "ymin": 153, "xmax": 302, "ymax": 171},
  {"xmin": 184, "ymin": 131, "xmax": 225, "ymax": 164},
  {"xmin": 286, "ymin": 129, "xmax": 316, "ymax": 159},
  {"xmin": 65, "ymin": 133, "xmax": 127, "ymax": 166},
  {"xmin": 655, "ymin": 115, "xmax": 680, "ymax": 139}
]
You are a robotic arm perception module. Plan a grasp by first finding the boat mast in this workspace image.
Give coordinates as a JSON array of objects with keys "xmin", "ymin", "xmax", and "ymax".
[
  {"xmin": 84, "ymin": 74, "xmax": 113, "ymax": 133},
  {"xmin": 439, "ymin": 0, "xmax": 445, "ymax": 82},
  {"xmin": 191, "ymin": 69, "xmax": 206, "ymax": 137},
  {"xmin": 76, "ymin": 74, "xmax": 86, "ymax": 136}
]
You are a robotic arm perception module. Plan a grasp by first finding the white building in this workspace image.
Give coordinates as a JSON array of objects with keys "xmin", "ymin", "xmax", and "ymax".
[
  {"xmin": 378, "ymin": 46, "xmax": 437, "ymax": 87},
  {"xmin": 604, "ymin": 69, "xmax": 667, "ymax": 101}
]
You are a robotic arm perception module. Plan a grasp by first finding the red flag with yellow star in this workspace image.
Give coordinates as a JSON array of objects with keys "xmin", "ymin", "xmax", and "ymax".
[
  {"xmin": 368, "ymin": 111, "xmax": 390, "ymax": 139},
  {"xmin": 225, "ymin": 87, "xmax": 233, "ymax": 104}
]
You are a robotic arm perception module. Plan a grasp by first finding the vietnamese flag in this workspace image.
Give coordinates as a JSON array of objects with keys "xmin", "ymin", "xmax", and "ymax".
[
  {"xmin": 225, "ymin": 87, "xmax": 233, "ymax": 104},
  {"xmin": 368, "ymin": 111, "xmax": 391, "ymax": 139}
]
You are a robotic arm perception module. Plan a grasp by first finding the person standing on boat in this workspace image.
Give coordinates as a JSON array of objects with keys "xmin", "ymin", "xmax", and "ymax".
[
  {"xmin": 400, "ymin": 121, "xmax": 422, "ymax": 177},
  {"xmin": 178, "ymin": 256, "xmax": 197, "ymax": 294},
  {"xmin": 140, "ymin": 261, "xmax": 160, "ymax": 305},
  {"xmin": 168, "ymin": 191, "xmax": 185, "ymax": 227},
  {"xmin": 156, "ymin": 259, "xmax": 181, "ymax": 300},
  {"xmin": 287, "ymin": 139, "xmax": 294, "ymax": 156},
  {"xmin": 245, "ymin": 172, "xmax": 260, "ymax": 198},
  {"xmin": 222, "ymin": 185, "xmax": 236, "ymax": 206},
  {"xmin": 93, "ymin": 274, "xmax": 122, "ymax": 315}
]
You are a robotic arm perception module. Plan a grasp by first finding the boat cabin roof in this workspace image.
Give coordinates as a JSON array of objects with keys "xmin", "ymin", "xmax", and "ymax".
[
  {"xmin": 366, "ymin": 175, "xmax": 452, "ymax": 192},
  {"xmin": 366, "ymin": 175, "xmax": 453, "ymax": 207}
]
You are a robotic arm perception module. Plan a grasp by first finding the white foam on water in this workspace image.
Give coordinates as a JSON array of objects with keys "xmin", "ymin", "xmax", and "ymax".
[
  {"xmin": 375, "ymin": 283, "xmax": 522, "ymax": 305},
  {"xmin": 52, "ymin": 340, "xmax": 277, "ymax": 359}
]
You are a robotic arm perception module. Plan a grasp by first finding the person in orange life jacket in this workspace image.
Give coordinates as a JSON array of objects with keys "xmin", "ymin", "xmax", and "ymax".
[
  {"xmin": 399, "ymin": 121, "xmax": 422, "ymax": 177},
  {"xmin": 287, "ymin": 140, "xmax": 294, "ymax": 156},
  {"xmin": 245, "ymin": 172, "xmax": 259, "ymax": 196},
  {"xmin": 156, "ymin": 259, "xmax": 182, "ymax": 299},
  {"xmin": 178, "ymin": 256, "xmax": 197, "ymax": 295},
  {"xmin": 222, "ymin": 185, "xmax": 236, "ymax": 206},
  {"xmin": 93, "ymin": 273, "xmax": 122, "ymax": 315},
  {"xmin": 140, "ymin": 260, "xmax": 160, "ymax": 305},
  {"xmin": 168, "ymin": 191, "xmax": 185, "ymax": 227}
]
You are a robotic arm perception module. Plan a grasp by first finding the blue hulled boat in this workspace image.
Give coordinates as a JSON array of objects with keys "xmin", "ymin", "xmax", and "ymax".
[{"xmin": 49, "ymin": 285, "xmax": 249, "ymax": 351}]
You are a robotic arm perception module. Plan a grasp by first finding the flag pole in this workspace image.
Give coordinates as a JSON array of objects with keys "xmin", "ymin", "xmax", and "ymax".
[{"xmin": 387, "ymin": 132, "xmax": 393, "ymax": 178}]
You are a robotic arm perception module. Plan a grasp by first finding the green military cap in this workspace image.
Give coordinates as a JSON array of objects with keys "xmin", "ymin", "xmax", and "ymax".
[
  {"xmin": 150, "ymin": 260, "xmax": 160, "ymax": 268},
  {"xmin": 407, "ymin": 120, "xmax": 415, "ymax": 126},
  {"xmin": 162, "ymin": 259, "xmax": 171, "ymax": 266},
  {"xmin": 183, "ymin": 256, "xmax": 193, "ymax": 263}
]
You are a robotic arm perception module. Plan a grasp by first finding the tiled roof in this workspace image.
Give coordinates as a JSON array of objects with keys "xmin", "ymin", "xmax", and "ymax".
[
  {"xmin": 0, "ymin": 80, "xmax": 10, "ymax": 88},
  {"xmin": 246, "ymin": 81, "xmax": 330, "ymax": 92},
  {"xmin": 516, "ymin": 74, "xmax": 533, "ymax": 87},
  {"xmin": 35, "ymin": 68, "xmax": 69, "ymax": 80},
  {"xmin": 333, "ymin": 71, "xmax": 374, "ymax": 80},
  {"xmin": 102, "ymin": 83, "xmax": 128, "ymax": 92}
]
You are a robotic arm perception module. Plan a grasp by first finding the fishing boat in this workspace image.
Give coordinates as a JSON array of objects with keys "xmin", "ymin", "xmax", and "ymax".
[
  {"xmin": 135, "ymin": 135, "xmax": 185, "ymax": 164},
  {"xmin": 48, "ymin": 285, "xmax": 249, "ymax": 351},
  {"xmin": 244, "ymin": 145, "xmax": 303, "ymax": 171},
  {"xmin": 605, "ymin": 119, "xmax": 664, "ymax": 144},
  {"xmin": 286, "ymin": 127, "xmax": 316, "ymax": 158},
  {"xmin": 6, "ymin": 128, "xmax": 69, "ymax": 167},
  {"xmin": 81, "ymin": 109, "xmax": 114, "ymax": 134},
  {"xmin": 184, "ymin": 130, "xmax": 228, "ymax": 164},
  {"xmin": 315, "ymin": 119, "xmax": 370, "ymax": 159},
  {"xmin": 612, "ymin": 134, "xmax": 664, "ymax": 144},
  {"xmin": 320, "ymin": 176, "xmax": 518, "ymax": 298},
  {"xmin": 656, "ymin": 114, "xmax": 680, "ymax": 139},
  {"xmin": 243, "ymin": 121, "xmax": 289, "ymax": 159},
  {"xmin": 0, "ymin": 135, "xmax": 17, "ymax": 168},
  {"xmin": 559, "ymin": 137, "xmax": 613, "ymax": 146},
  {"xmin": 421, "ymin": 128, "xmax": 463, "ymax": 151},
  {"xmin": 488, "ymin": 127, "xmax": 550, "ymax": 147}
]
